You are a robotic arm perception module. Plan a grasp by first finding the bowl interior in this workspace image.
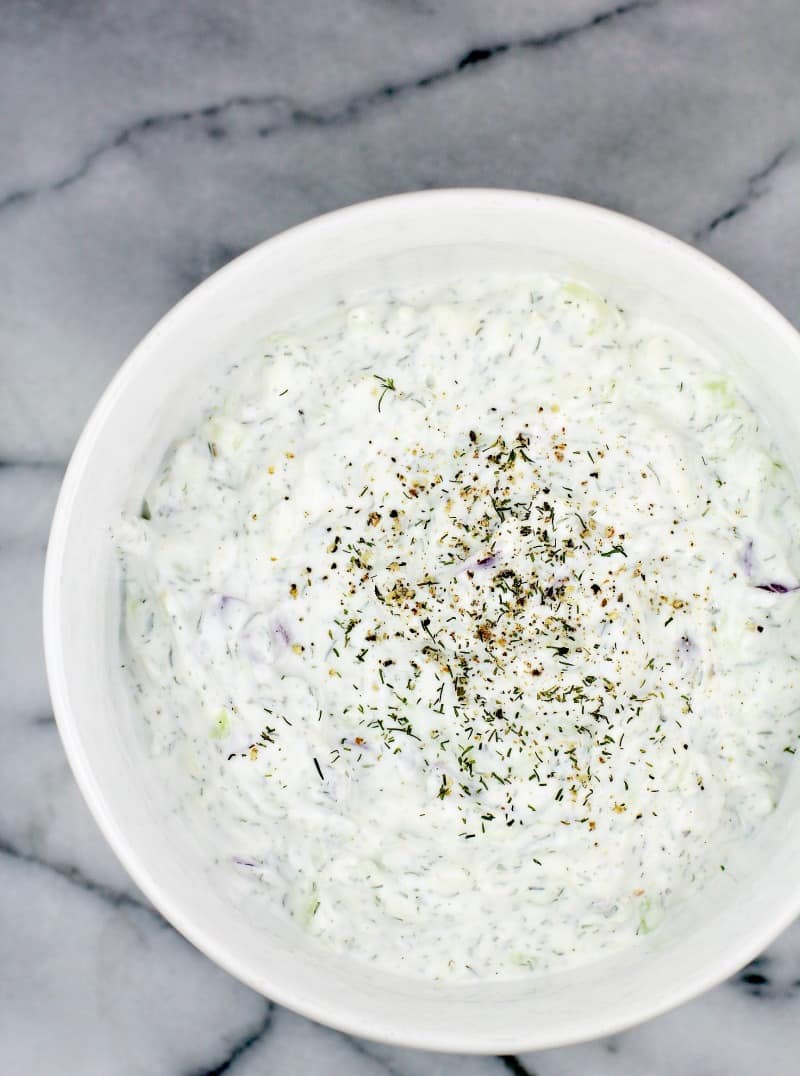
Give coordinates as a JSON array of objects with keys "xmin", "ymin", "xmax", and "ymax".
[{"xmin": 45, "ymin": 190, "xmax": 800, "ymax": 1052}]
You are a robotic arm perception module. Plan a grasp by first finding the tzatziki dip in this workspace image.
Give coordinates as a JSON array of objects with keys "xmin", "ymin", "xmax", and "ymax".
[{"xmin": 117, "ymin": 275, "xmax": 800, "ymax": 979}]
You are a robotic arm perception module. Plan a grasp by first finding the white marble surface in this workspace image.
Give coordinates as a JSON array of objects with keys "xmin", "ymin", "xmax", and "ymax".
[{"xmin": 3, "ymin": 1, "xmax": 800, "ymax": 1071}]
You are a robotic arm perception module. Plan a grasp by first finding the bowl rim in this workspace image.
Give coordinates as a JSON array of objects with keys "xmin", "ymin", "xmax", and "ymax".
[{"xmin": 43, "ymin": 187, "xmax": 800, "ymax": 1053}]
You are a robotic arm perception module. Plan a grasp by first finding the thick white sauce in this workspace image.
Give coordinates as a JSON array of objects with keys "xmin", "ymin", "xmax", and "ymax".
[{"xmin": 117, "ymin": 275, "xmax": 800, "ymax": 979}]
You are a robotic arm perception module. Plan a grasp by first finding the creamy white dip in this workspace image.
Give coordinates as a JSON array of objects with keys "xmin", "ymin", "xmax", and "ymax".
[{"xmin": 117, "ymin": 275, "xmax": 800, "ymax": 979}]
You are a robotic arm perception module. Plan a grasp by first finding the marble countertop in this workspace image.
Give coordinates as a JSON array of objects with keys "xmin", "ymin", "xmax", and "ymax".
[{"xmin": 4, "ymin": 1, "xmax": 800, "ymax": 1072}]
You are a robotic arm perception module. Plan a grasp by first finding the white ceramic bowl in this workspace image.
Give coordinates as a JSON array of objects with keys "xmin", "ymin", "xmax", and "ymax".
[{"xmin": 44, "ymin": 190, "xmax": 800, "ymax": 1053}]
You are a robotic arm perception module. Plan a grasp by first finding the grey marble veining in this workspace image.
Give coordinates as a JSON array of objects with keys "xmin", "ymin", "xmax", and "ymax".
[{"xmin": 2, "ymin": 1, "xmax": 800, "ymax": 1072}]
